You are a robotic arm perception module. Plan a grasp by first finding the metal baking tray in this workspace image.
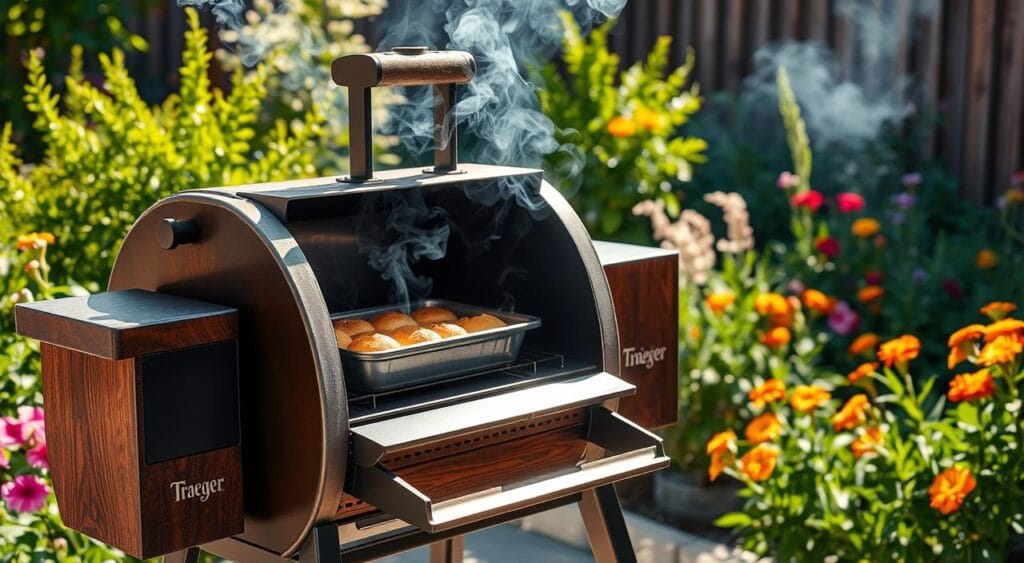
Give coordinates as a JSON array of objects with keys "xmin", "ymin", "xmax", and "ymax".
[{"xmin": 332, "ymin": 300, "xmax": 541, "ymax": 392}]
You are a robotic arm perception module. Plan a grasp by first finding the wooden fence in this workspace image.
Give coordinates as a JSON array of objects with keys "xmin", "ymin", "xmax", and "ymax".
[{"xmin": 133, "ymin": 0, "xmax": 1024, "ymax": 204}]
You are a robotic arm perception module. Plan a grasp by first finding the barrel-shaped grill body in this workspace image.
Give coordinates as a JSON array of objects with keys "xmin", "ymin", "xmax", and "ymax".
[{"xmin": 107, "ymin": 164, "xmax": 620, "ymax": 556}]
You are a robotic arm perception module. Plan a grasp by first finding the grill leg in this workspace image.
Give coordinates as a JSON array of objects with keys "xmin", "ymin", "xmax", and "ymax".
[
  {"xmin": 428, "ymin": 536, "xmax": 464, "ymax": 563},
  {"xmin": 579, "ymin": 485, "xmax": 636, "ymax": 563},
  {"xmin": 163, "ymin": 547, "xmax": 201, "ymax": 563},
  {"xmin": 299, "ymin": 523, "xmax": 343, "ymax": 563}
]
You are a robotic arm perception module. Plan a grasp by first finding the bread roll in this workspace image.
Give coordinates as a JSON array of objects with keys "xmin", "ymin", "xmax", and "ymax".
[
  {"xmin": 428, "ymin": 322, "xmax": 468, "ymax": 339},
  {"xmin": 412, "ymin": 306, "xmax": 457, "ymax": 325},
  {"xmin": 334, "ymin": 328, "xmax": 353, "ymax": 349},
  {"xmin": 457, "ymin": 313, "xmax": 506, "ymax": 333},
  {"xmin": 390, "ymin": 325, "xmax": 442, "ymax": 346},
  {"xmin": 349, "ymin": 333, "xmax": 401, "ymax": 353},
  {"xmin": 371, "ymin": 311, "xmax": 418, "ymax": 332},
  {"xmin": 333, "ymin": 318, "xmax": 374, "ymax": 337}
]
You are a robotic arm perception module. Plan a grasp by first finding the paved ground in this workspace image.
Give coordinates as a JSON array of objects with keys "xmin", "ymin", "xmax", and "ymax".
[{"xmin": 377, "ymin": 524, "xmax": 593, "ymax": 563}]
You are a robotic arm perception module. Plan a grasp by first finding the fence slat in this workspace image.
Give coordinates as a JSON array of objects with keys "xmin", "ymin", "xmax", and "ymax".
[
  {"xmin": 722, "ymin": 0, "xmax": 746, "ymax": 91},
  {"xmin": 917, "ymin": 1, "xmax": 944, "ymax": 159},
  {"xmin": 696, "ymin": 0, "xmax": 719, "ymax": 90},
  {"xmin": 994, "ymin": 0, "xmax": 1024, "ymax": 195},
  {"xmin": 962, "ymin": 0, "xmax": 997, "ymax": 203}
]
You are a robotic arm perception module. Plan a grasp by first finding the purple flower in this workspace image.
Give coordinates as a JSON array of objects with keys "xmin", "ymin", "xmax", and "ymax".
[
  {"xmin": 911, "ymin": 268, "xmax": 930, "ymax": 284},
  {"xmin": 828, "ymin": 301, "xmax": 860, "ymax": 336},
  {"xmin": 901, "ymin": 172, "xmax": 922, "ymax": 187},
  {"xmin": 1, "ymin": 475, "xmax": 49, "ymax": 513},
  {"xmin": 786, "ymin": 279, "xmax": 806, "ymax": 294},
  {"xmin": 891, "ymin": 192, "xmax": 916, "ymax": 210},
  {"xmin": 890, "ymin": 211, "xmax": 906, "ymax": 225}
]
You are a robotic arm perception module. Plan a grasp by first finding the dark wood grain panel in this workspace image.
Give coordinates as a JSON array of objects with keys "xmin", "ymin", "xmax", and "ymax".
[
  {"xmin": 398, "ymin": 426, "xmax": 587, "ymax": 503},
  {"xmin": 16, "ymin": 290, "xmax": 237, "ymax": 360},
  {"xmin": 41, "ymin": 343, "xmax": 144, "ymax": 555},
  {"xmin": 597, "ymin": 242, "xmax": 679, "ymax": 430},
  {"xmin": 139, "ymin": 446, "xmax": 244, "ymax": 557}
]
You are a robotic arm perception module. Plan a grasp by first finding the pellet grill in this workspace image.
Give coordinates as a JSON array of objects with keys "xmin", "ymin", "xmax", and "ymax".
[{"xmin": 14, "ymin": 48, "xmax": 680, "ymax": 563}]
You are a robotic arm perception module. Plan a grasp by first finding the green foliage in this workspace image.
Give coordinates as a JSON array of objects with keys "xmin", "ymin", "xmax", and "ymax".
[
  {"xmin": 537, "ymin": 12, "xmax": 706, "ymax": 242},
  {"xmin": 2, "ymin": 7, "xmax": 326, "ymax": 291},
  {"xmin": 0, "ymin": 0, "xmax": 150, "ymax": 158},
  {"xmin": 215, "ymin": 0, "xmax": 398, "ymax": 171}
]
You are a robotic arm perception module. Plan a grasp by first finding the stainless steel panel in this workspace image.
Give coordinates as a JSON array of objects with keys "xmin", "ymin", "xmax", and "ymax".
[{"xmin": 333, "ymin": 300, "xmax": 541, "ymax": 392}]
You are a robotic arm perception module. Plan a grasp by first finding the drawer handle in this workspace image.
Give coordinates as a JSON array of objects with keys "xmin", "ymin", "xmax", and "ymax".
[{"xmin": 349, "ymin": 407, "xmax": 668, "ymax": 532}]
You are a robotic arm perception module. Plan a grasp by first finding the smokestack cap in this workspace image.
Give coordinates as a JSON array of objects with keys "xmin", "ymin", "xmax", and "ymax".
[{"xmin": 393, "ymin": 46, "xmax": 429, "ymax": 56}]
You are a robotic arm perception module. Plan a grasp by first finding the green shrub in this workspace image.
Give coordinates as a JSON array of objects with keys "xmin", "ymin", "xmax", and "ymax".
[
  {"xmin": 537, "ymin": 13, "xmax": 707, "ymax": 242},
  {"xmin": 1, "ymin": 8, "xmax": 327, "ymax": 293}
]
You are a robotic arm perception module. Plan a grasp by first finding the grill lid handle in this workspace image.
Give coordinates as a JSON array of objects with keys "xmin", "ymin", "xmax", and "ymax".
[{"xmin": 331, "ymin": 49, "xmax": 476, "ymax": 182}]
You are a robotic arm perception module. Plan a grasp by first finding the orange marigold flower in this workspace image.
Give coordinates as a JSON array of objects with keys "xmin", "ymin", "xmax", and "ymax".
[
  {"xmin": 851, "ymin": 218, "xmax": 881, "ymax": 238},
  {"xmin": 948, "ymin": 324, "xmax": 986, "ymax": 369},
  {"xmin": 847, "ymin": 362, "xmax": 878, "ymax": 383},
  {"xmin": 689, "ymin": 326, "xmax": 701, "ymax": 340},
  {"xmin": 744, "ymin": 413, "xmax": 782, "ymax": 444},
  {"xmin": 705, "ymin": 292, "xmax": 736, "ymax": 314},
  {"xmin": 975, "ymin": 249, "xmax": 998, "ymax": 270},
  {"xmin": 980, "ymin": 301, "xmax": 1017, "ymax": 321},
  {"xmin": 801, "ymin": 289, "xmax": 835, "ymax": 315},
  {"xmin": 709, "ymin": 450, "xmax": 732, "ymax": 481},
  {"xmin": 851, "ymin": 427, "xmax": 883, "ymax": 459},
  {"xmin": 877, "ymin": 334, "xmax": 921, "ymax": 368},
  {"xmin": 754, "ymin": 292, "xmax": 794, "ymax": 327},
  {"xmin": 760, "ymin": 326, "xmax": 791, "ymax": 348},
  {"xmin": 706, "ymin": 430, "xmax": 737, "ymax": 456},
  {"xmin": 748, "ymin": 380, "xmax": 786, "ymax": 407},
  {"xmin": 848, "ymin": 333, "xmax": 880, "ymax": 356},
  {"xmin": 983, "ymin": 318, "xmax": 1024, "ymax": 342},
  {"xmin": 634, "ymin": 106, "xmax": 667, "ymax": 132},
  {"xmin": 929, "ymin": 466, "xmax": 977, "ymax": 515},
  {"xmin": 857, "ymin": 285, "xmax": 885, "ymax": 303},
  {"xmin": 607, "ymin": 116, "xmax": 636, "ymax": 138},
  {"xmin": 789, "ymin": 385, "xmax": 831, "ymax": 413},
  {"xmin": 15, "ymin": 232, "xmax": 55, "ymax": 251},
  {"xmin": 832, "ymin": 394, "xmax": 870, "ymax": 431},
  {"xmin": 976, "ymin": 335, "xmax": 1023, "ymax": 367},
  {"xmin": 740, "ymin": 444, "xmax": 778, "ymax": 482},
  {"xmin": 947, "ymin": 369, "xmax": 996, "ymax": 402}
]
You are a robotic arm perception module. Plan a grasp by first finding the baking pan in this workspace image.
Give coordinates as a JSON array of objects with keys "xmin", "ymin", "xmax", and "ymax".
[{"xmin": 333, "ymin": 300, "xmax": 541, "ymax": 392}]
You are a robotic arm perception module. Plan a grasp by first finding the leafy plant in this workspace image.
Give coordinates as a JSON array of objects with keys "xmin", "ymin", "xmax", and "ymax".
[
  {"xmin": 537, "ymin": 12, "xmax": 707, "ymax": 242},
  {"xmin": 1, "ymin": 7, "xmax": 327, "ymax": 292},
  {"xmin": 0, "ymin": 0, "xmax": 150, "ymax": 158}
]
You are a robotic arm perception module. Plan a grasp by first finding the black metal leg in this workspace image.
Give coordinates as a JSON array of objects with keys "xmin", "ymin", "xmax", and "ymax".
[
  {"xmin": 579, "ymin": 485, "xmax": 636, "ymax": 563},
  {"xmin": 428, "ymin": 535, "xmax": 464, "ymax": 563},
  {"xmin": 299, "ymin": 523, "xmax": 343, "ymax": 563},
  {"xmin": 163, "ymin": 547, "xmax": 201, "ymax": 563}
]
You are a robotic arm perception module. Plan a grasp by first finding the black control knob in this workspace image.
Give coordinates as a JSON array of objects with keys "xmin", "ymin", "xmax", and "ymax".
[{"xmin": 157, "ymin": 218, "xmax": 199, "ymax": 250}]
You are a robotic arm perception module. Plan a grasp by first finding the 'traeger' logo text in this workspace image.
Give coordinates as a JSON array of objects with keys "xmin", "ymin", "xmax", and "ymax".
[
  {"xmin": 623, "ymin": 345, "xmax": 667, "ymax": 369},
  {"xmin": 170, "ymin": 478, "xmax": 225, "ymax": 503}
]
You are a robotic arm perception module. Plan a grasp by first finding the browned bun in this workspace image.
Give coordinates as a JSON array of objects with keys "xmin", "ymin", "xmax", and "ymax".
[
  {"xmin": 457, "ymin": 313, "xmax": 506, "ymax": 333},
  {"xmin": 428, "ymin": 322, "xmax": 468, "ymax": 339},
  {"xmin": 349, "ymin": 333, "xmax": 401, "ymax": 353},
  {"xmin": 412, "ymin": 306, "xmax": 457, "ymax": 325},
  {"xmin": 371, "ymin": 311, "xmax": 418, "ymax": 332},
  {"xmin": 334, "ymin": 328, "xmax": 353, "ymax": 349},
  {"xmin": 390, "ymin": 325, "xmax": 443, "ymax": 346},
  {"xmin": 333, "ymin": 318, "xmax": 374, "ymax": 338}
]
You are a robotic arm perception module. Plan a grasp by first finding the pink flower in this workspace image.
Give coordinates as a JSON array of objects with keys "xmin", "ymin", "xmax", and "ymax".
[
  {"xmin": 791, "ymin": 190, "xmax": 825, "ymax": 213},
  {"xmin": 865, "ymin": 270, "xmax": 884, "ymax": 285},
  {"xmin": 901, "ymin": 172, "xmax": 922, "ymax": 187},
  {"xmin": 828, "ymin": 301, "xmax": 860, "ymax": 336},
  {"xmin": 836, "ymin": 192, "xmax": 865, "ymax": 213},
  {"xmin": 814, "ymin": 235, "xmax": 840, "ymax": 259},
  {"xmin": 27, "ymin": 443, "xmax": 47, "ymax": 469},
  {"xmin": 0, "ymin": 407, "xmax": 45, "ymax": 448},
  {"xmin": 0, "ymin": 451, "xmax": 8, "ymax": 470},
  {"xmin": 777, "ymin": 171, "xmax": 800, "ymax": 189},
  {"xmin": 1, "ymin": 475, "xmax": 49, "ymax": 513}
]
